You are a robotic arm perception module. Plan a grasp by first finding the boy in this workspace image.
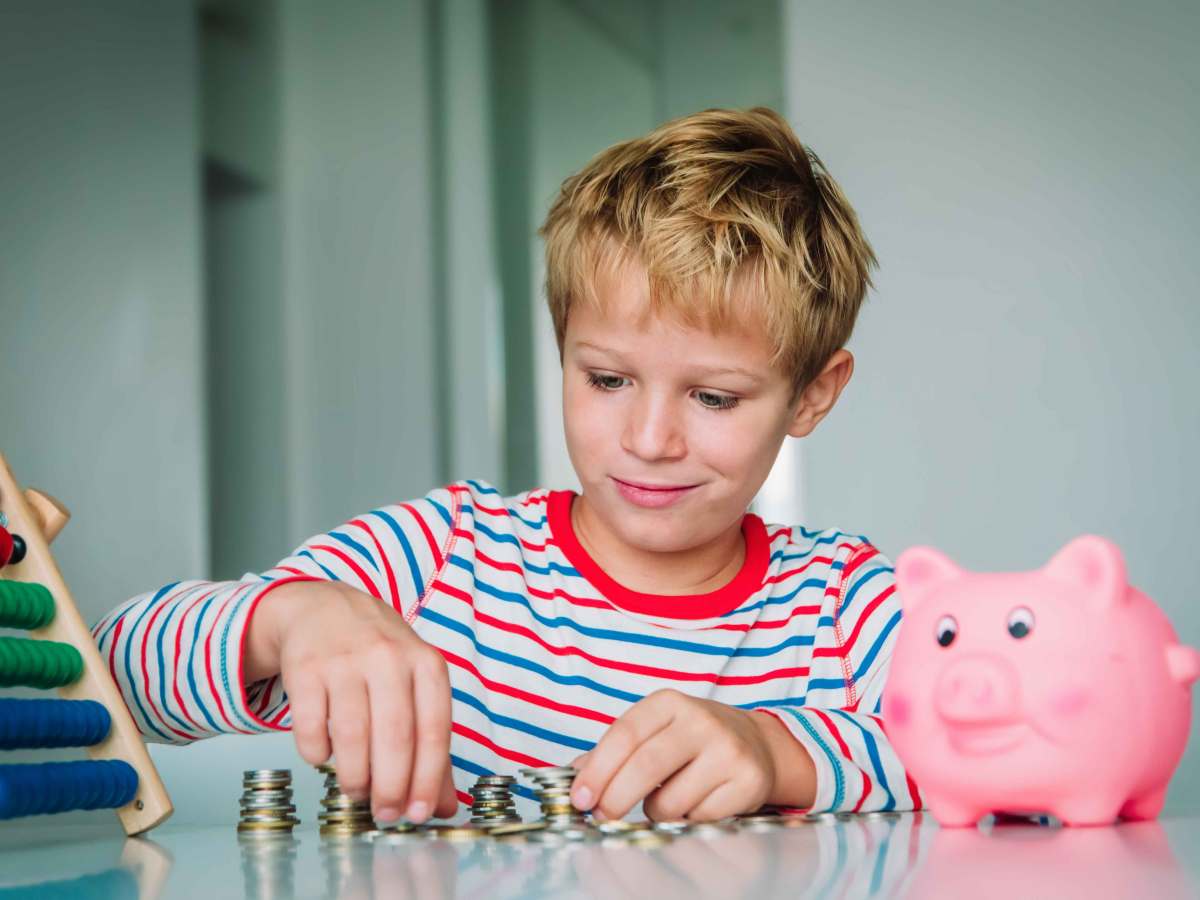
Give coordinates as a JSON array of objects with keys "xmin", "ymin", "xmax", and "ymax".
[{"xmin": 93, "ymin": 107, "xmax": 918, "ymax": 825}]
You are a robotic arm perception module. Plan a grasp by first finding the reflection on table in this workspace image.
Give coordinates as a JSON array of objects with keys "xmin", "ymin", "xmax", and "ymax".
[{"xmin": 0, "ymin": 811, "xmax": 1197, "ymax": 899}]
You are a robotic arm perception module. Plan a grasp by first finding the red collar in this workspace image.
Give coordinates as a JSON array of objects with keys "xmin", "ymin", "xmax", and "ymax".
[{"xmin": 545, "ymin": 490, "xmax": 768, "ymax": 620}]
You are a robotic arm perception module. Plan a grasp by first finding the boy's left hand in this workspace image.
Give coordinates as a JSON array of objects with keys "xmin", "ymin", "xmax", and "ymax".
[{"xmin": 570, "ymin": 689, "xmax": 795, "ymax": 822}]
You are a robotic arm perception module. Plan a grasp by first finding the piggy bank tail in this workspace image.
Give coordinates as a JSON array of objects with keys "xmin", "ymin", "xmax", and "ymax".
[{"xmin": 1166, "ymin": 645, "xmax": 1200, "ymax": 687}]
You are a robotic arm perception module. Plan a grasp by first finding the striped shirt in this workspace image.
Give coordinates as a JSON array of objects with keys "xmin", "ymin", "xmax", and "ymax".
[{"xmin": 92, "ymin": 479, "xmax": 920, "ymax": 815}]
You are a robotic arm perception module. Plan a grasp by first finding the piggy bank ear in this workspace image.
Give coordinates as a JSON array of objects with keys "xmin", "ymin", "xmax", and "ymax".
[
  {"xmin": 1042, "ymin": 535, "xmax": 1127, "ymax": 608},
  {"xmin": 895, "ymin": 547, "xmax": 963, "ymax": 610}
]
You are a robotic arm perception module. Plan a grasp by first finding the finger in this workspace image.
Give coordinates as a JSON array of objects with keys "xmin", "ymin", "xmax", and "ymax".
[
  {"xmin": 597, "ymin": 727, "xmax": 697, "ymax": 821},
  {"xmin": 284, "ymin": 667, "xmax": 330, "ymax": 765},
  {"xmin": 367, "ymin": 662, "xmax": 413, "ymax": 821},
  {"xmin": 643, "ymin": 757, "xmax": 724, "ymax": 822},
  {"xmin": 405, "ymin": 650, "xmax": 453, "ymax": 823},
  {"xmin": 678, "ymin": 776, "xmax": 744, "ymax": 823},
  {"xmin": 328, "ymin": 669, "xmax": 371, "ymax": 801},
  {"xmin": 434, "ymin": 767, "xmax": 458, "ymax": 819},
  {"xmin": 573, "ymin": 693, "xmax": 678, "ymax": 813}
]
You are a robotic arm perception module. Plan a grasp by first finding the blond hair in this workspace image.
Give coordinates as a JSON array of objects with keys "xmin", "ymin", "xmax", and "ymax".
[{"xmin": 539, "ymin": 106, "xmax": 877, "ymax": 392}]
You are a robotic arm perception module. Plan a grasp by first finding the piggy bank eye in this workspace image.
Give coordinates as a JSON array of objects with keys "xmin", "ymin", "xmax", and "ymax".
[
  {"xmin": 1007, "ymin": 606, "xmax": 1034, "ymax": 639},
  {"xmin": 935, "ymin": 615, "xmax": 958, "ymax": 647}
]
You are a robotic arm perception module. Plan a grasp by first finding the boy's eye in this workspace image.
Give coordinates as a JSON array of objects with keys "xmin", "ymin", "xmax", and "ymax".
[
  {"xmin": 586, "ymin": 372, "xmax": 627, "ymax": 391},
  {"xmin": 695, "ymin": 391, "xmax": 739, "ymax": 411}
]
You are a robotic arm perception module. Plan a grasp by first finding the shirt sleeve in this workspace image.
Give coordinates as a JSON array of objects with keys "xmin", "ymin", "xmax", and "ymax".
[
  {"xmin": 90, "ymin": 484, "xmax": 463, "ymax": 745},
  {"xmin": 756, "ymin": 541, "xmax": 922, "ymax": 813}
]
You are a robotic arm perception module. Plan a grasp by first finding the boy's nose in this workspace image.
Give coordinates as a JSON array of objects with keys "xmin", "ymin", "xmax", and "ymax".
[{"xmin": 621, "ymin": 396, "xmax": 686, "ymax": 461}]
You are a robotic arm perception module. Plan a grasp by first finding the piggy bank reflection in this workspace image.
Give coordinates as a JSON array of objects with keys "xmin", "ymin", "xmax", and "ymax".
[
  {"xmin": 902, "ymin": 821, "xmax": 1195, "ymax": 900},
  {"xmin": 882, "ymin": 536, "xmax": 1199, "ymax": 827}
]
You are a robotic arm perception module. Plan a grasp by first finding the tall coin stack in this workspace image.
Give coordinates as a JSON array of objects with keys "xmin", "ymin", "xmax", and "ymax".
[
  {"xmin": 316, "ymin": 763, "xmax": 375, "ymax": 837},
  {"xmin": 468, "ymin": 774, "xmax": 522, "ymax": 827},
  {"xmin": 520, "ymin": 766, "xmax": 589, "ymax": 830},
  {"xmin": 237, "ymin": 769, "xmax": 300, "ymax": 835}
]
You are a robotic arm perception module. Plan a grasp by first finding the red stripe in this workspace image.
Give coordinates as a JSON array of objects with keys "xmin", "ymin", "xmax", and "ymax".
[
  {"xmin": 473, "ymin": 502, "xmax": 508, "ymax": 517},
  {"xmin": 520, "ymin": 494, "xmax": 549, "ymax": 507},
  {"xmin": 455, "ymin": 789, "xmax": 473, "ymax": 806},
  {"xmin": 170, "ymin": 587, "xmax": 222, "ymax": 733},
  {"xmin": 107, "ymin": 617, "xmax": 124, "ymax": 690},
  {"xmin": 351, "ymin": 517, "xmax": 401, "ymax": 611},
  {"xmin": 905, "ymin": 771, "xmax": 924, "ymax": 810},
  {"xmin": 842, "ymin": 544, "xmax": 880, "ymax": 582},
  {"xmin": 711, "ymin": 604, "xmax": 822, "ymax": 633},
  {"xmin": 521, "ymin": 537, "xmax": 556, "ymax": 552},
  {"xmin": 311, "ymin": 543, "xmax": 381, "ymax": 600},
  {"xmin": 203, "ymin": 590, "xmax": 253, "ymax": 735},
  {"xmin": 433, "ymin": 591, "xmax": 805, "ymax": 687},
  {"xmin": 138, "ymin": 592, "xmax": 198, "ymax": 741},
  {"xmin": 468, "ymin": 550, "xmax": 612, "ymax": 611},
  {"xmin": 764, "ymin": 555, "xmax": 834, "ymax": 585},
  {"xmin": 810, "ymin": 708, "xmax": 870, "ymax": 812},
  {"xmin": 452, "ymin": 722, "xmax": 550, "ymax": 769},
  {"xmin": 255, "ymin": 677, "xmax": 276, "ymax": 716},
  {"xmin": 816, "ymin": 584, "xmax": 895, "ymax": 664},
  {"xmin": 277, "ymin": 566, "xmax": 308, "ymax": 577},
  {"xmin": 400, "ymin": 503, "xmax": 444, "ymax": 570},
  {"xmin": 767, "ymin": 527, "xmax": 793, "ymax": 542},
  {"xmin": 439, "ymin": 649, "xmax": 615, "ymax": 725}
]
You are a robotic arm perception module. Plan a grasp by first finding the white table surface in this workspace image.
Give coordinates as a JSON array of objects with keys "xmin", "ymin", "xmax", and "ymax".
[{"xmin": 1, "ymin": 812, "xmax": 1198, "ymax": 899}]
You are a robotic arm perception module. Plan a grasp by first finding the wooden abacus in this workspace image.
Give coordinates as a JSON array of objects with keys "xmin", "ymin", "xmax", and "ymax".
[{"xmin": 0, "ymin": 450, "xmax": 171, "ymax": 834}]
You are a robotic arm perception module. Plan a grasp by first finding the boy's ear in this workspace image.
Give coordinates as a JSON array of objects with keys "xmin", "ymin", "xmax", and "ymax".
[{"xmin": 787, "ymin": 349, "xmax": 854, "ymax": 438}]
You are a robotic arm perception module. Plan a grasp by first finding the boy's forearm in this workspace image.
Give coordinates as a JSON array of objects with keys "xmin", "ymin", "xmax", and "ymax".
[{"xmin": 750, "ymin": 710, "xmax": 818, "ymax": 809}]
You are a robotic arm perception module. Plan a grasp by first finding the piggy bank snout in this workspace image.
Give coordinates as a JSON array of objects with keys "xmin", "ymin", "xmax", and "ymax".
[{"xmin": 935, "ymin": 656, "xmax": 1021, "ymax": 723}]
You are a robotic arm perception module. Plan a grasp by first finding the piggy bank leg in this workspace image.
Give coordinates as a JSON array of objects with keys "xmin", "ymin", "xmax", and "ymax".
[
  {"xmin": 1053, "ymin": 796, "xmax": 1123, "ymax": 827},
  {"xmin": 924, "ymin": 794, "xmax": 987, "ymax": 828},
  {"xmin": 1119, "ymin": 786, "xmax": 1167, "ymax": 822}
]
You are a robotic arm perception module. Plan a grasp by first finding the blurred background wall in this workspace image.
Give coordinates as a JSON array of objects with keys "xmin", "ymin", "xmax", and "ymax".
[{"xmin": 0, "ymin": 0, "xmax": 1196, "ymax": 823}]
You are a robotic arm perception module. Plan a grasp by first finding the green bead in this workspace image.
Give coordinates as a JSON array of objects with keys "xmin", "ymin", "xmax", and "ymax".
[{"xmin": 0, "ymin": 579, "xmax": 55, "ymax": 630}]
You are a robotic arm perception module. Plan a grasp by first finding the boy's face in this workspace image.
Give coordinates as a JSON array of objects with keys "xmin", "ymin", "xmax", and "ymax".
[{"xmin": 561, "ymin": 258, "xmax": 846, "ymax": 555}]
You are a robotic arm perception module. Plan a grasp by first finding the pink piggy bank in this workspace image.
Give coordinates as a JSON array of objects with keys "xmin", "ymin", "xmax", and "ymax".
[{"xmin": 882, "ymin": 535, "xmax": 1200, "ymax": 827}]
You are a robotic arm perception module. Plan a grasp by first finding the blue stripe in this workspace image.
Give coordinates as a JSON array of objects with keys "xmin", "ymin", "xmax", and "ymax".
[
  {"xmin": 725, "ymin": 578, "xmax": 828, "ymax": 617},
  {"xmin": 869, "ymin": 821, "xmax": 895, "ymax": 895},
  {"xmin": 465, "ymin": 479, "xmax": 501, "ymax": 496},
  {"xmin": 186, "ymin": 592, "xmax": 226, "ymax": 735},
  {"xmin": 95, "ymin": 594, "xmax": 145, "ymax": 650},
  {"xmin": 366, "ymin": 509, "xmax": 425, "ymax": 598},
  {"xmin": 218, "ymin": 585, "xmax": 272, "ymax": 732},
  {"xmin": 329, "ymin": 530, "xmax": 378, "ymax": 574},
  {"xmin": 427, "ymin": 497, "xmax": 454, "ymax": 528},
  {"xmin": 417, "ymin": 606, "xmax": 642, "ymax": 704},
  {"xmin": 297, "ymin": 550, "xmax": 339, "ymax": 583},
  {"xmin": 450, "ymin": 754, "xmax": 538, "ymax": 802},
  {"xmin": 154, "ymin": 588, "xmax": 203, "ymax": 738},
  {"xmin": 472, "ymin": 518, "xmax": 521, "ymax": 549},
  {"xmin": 506, "ymin": 509, "xmax": 545, "ymax": 530},
  {"xmin": 830, "ymin": 709, "xmax": 895, "ymax": 811},
  {"xmin": 451, "ymin": 688, "xmax": 593, "ymax": 753},
  {"xmin": 450, "ymin": 554, "xmax": 577, "ymax": 580},
  {"xmin": 121, "ymin": 584, "xmax": 178, "ymax": 742},
  {"xmin": 852, "ymin": 610, "xmax": 901, "ymax": 682},
  {"xmin": 452, "ymin": 557, "xmax": 812, "ymax": 658},
  {"xmin": 777, "ymin": 531, "xmax": 849, "ymax": 563},
  {"xmin": 783, "ymin": 708, "xmax": 843, "ymax": 812},
  {"xmin": 837, "ymin": 565, "xmax": 892, "ymax": 621}
]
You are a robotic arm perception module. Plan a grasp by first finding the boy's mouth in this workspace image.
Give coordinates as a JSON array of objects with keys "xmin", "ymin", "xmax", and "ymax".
[{"xmin": 611, "ymin": 477, "xmax": 699, "ymax": 509}]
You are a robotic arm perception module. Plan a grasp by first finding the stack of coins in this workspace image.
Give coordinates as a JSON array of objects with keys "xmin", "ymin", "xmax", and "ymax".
[
  {"xmin": 237, "ymin": 769, "xmax": 300, "ymax": 835},
  {"xmin": 520, "ymin": 766, "xmax": 589, "ymax": 831},
  {"xmin": 468, "ymin": 774, "xmax": 522, "ymax": 827},
  {"xmin": 316, "ymin": 763, "xmax": 375, "ymax": 837}
]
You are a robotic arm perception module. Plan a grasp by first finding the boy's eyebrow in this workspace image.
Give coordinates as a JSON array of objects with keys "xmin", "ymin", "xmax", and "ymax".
[{"xmin": 574, "ymin": 341, "xmax": 765, "ymax": 383}]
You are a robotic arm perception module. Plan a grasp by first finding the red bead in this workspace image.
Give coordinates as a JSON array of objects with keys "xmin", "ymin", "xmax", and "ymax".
[{"xmin": 0, "ymin": 525, "xmax": 11, "ymax": 569}]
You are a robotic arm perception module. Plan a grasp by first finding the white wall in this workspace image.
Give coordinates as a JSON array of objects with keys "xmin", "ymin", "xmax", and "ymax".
[
  {"xmin": 786, "ymin": 0, "xmax": 1200, "ymax": 810},
  {"xmin": 0, "ymin": 2, "xmax": 208, "ymax": 616}
]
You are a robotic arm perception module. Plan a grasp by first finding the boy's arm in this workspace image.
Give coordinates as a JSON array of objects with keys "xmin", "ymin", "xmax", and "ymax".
[
  {"xmin": 91, "ymin": 485, "xmax": 461, "ymax": 746},
  {"xmin": 754, "ymin": 545, "xmax": 922, "ymax": 813}
]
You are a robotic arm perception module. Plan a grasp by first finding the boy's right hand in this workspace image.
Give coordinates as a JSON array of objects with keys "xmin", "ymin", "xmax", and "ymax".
[{"xmin": 246, "ymin": 581, "xmax": 457, "ymax": 824}]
